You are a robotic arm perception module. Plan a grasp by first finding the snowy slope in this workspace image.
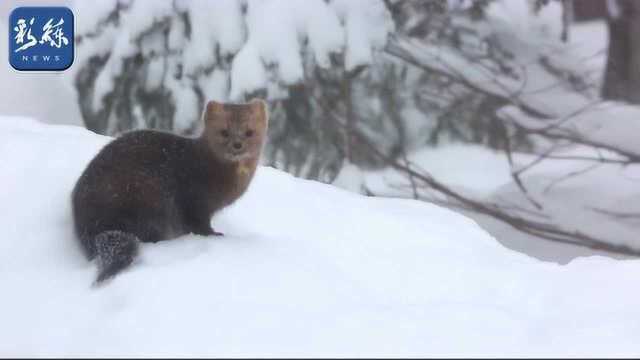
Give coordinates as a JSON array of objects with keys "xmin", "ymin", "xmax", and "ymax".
[{"xmin": 1, "ymin": 118, "xmax": 639, "ymax": 357}]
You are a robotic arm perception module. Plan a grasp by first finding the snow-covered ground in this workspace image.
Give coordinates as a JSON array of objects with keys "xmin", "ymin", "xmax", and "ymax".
[
  {"xmin": 1, "ymin": 117, "xmax": 640, "ymax": 357},
  {"xmin": 361, "ymin": 144, "xmax": 514, "ymax": 199}
]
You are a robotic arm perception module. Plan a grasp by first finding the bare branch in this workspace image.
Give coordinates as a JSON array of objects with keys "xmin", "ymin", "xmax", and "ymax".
[{"xmin": 313, "ymin": 93, "xmax": 640, "ymax": 258}]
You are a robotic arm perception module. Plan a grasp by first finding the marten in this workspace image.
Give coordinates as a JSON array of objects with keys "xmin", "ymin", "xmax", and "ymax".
[{"xmin": 71, "ymin": 99, "xmax": 269, "ymax": 283}]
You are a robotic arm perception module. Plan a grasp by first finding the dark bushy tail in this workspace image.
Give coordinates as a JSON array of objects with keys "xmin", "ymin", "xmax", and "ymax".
[{"xmin": 94, "ymin": 230, "xmax": 139, "ymax": 284}]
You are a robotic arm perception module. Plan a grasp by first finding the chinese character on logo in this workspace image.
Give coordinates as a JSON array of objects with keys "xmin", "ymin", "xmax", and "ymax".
[
  {"xmin": 13, "ymin": 17, "xmax": 37, "ymax": 52},
  {"xmin": 9, "ymin": 6, "xmax": 75, "ymax": 71},
  {"xmin": 39, "ymin": 18, "xmax": 69, "ymax": 48}
]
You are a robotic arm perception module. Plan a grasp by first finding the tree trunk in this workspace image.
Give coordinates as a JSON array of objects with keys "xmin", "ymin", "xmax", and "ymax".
[{"xmin": 602, "ymin": 0, "xmax": 640, "ymax": 103}]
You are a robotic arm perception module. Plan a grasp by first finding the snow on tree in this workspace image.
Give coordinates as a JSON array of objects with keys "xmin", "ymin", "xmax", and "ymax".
[
  {"xmin": 71, "ymin": 0, "xmax": 393, "ymax": 136},
  {"xmin": 72, "ymin": 0, "xmax": 563, "ymax": 181}
]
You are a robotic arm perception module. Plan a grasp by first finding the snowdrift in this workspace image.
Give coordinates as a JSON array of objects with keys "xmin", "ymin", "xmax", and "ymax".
[{"xmin": 0, "ymin": 118, "xmax": 638, "ymax": 357}]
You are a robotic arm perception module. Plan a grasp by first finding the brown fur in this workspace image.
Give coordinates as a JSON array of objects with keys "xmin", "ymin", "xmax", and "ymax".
[{"xmin": 71, "ymin": 99, "xmax": 268, "ymax": 283}]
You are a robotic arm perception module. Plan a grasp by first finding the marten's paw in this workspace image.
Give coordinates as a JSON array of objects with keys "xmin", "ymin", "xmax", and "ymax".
[
  {"xmin": 212, "ymin": 230, "xmax": 224, "ymax": 237},
  {"xmin": 192, "ymin": 225, "xmax": 224, "ymax": 237}
]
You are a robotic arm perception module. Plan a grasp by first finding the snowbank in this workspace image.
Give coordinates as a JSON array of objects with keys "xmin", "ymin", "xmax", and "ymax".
[{"xmin": 1, "ymin": 118, "xmax": 639, "ymax": 357}]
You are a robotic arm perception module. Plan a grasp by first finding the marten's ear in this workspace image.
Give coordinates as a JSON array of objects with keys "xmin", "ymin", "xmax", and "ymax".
[
  {"xmin": 206, "ymin": 100, "xmax": 225, "ymax": 118},
  {"xmin": 249, "ymin": 98, "xmax": 268, "ymax": 124}
]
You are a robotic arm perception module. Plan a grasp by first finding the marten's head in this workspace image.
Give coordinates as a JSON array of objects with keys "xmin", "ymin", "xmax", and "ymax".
[{"xmin": 202, "ymin": 99, "xmax": 269, "ymax": 162}]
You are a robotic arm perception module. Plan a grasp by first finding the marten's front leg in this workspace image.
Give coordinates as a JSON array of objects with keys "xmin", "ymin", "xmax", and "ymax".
[
  {"xmin": 195, "ymin": 222, "xmax": 224, "ymax": 237},
  {"xmin": 189, "ymin": 214, "xmax": 224, "ymax": 237},
  {"xmin": 194, "ymin": 224, "xmax": 224, "ymax": 236},
  {"xmin": 182, "ymin": 197, "xmax": 224, "ymax": 237}
]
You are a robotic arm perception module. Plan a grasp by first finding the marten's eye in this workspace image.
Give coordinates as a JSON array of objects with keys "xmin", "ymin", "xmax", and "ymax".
[
  {"xmin": 220, "ymin": 130, "xmax": 230, "ymax": 138},
  {"xmin": 245, "ymin": 129, "xmax": 254, "ymax": 138}
]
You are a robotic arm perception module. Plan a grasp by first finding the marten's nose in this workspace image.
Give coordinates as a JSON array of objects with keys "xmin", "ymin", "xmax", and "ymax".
[{"xmin": 233, "ymin": 142, "xmax": 242, "ymax": 150}]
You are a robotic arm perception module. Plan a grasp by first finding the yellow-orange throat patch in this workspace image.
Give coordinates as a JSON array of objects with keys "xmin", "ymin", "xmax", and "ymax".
[{"xmin": 238, "ymin": 163, "xmax": 251, "ymax": 177}]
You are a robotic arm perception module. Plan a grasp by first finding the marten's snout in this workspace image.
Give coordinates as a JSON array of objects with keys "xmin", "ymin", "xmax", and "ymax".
[
  {"xmin": 227, "ymin": 138, "xmax": 247, "ymax": 157},
  {"xmin": 230, "ymin": 140, "xmax": 245, "ymax": 153}
]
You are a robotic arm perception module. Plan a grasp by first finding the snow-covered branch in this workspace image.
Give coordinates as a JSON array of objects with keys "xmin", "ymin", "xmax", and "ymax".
[{"xmin": 72, "ymin": 0, "xmax": 393, "ymax": 135}]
